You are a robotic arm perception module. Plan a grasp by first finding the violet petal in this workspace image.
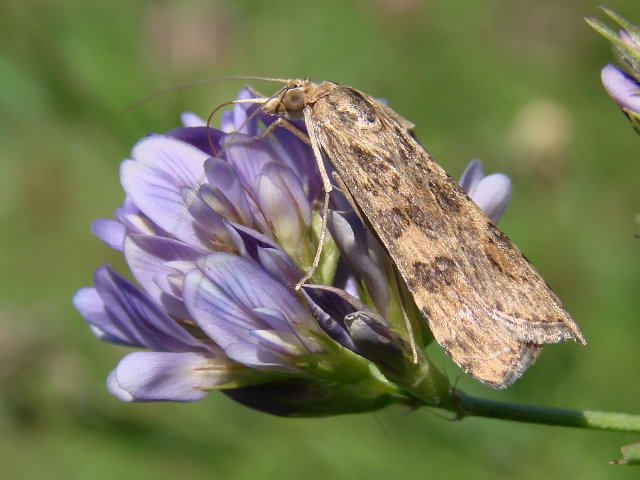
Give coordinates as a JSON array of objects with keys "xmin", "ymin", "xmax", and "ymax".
[
  {"xmin": 225, "ymin": 221, "xmax": 286, "ymax": 263},
  {"xmin": 256, "ymin": 247, "xmax": 302, "ymax": 287},
  {"xmin": 73, "ymin": 287, "xmax": 141, "ymax": 347},
  {"xmin": 222, "ymin": 136, "xmax": 279, "ymax": 197},
  {"xmin": 469, "ymin": 173, "xmax": 511, "ymax": 224},
  {"xmin": 93, "ymin": 265, "xmax": 208, "ymax": 353},
  {"xmin": 327, "ymin": 210, "xmax": 390, "ymax": 315},
  {"xmin": 252, "ymin": 307, "xmax": 296, "ymax": 334},
  {"xmin": 114, "ymin": 351, "xmax": 223, "ymax": 402},
  {"xmin": 458, "ymin": 159, "xmax": 484, "ymax": 194},
  {"xmin": 123, "ymin": 235, "xmax": 205, "ymax": 318},
  {"xmin": 203, "ymin": 157, "xmax": 254, "ymax": 225},
  {"xmin": 165, "ymin": 126, "xmax": 225, "ymax": 157},
  {"xmin": 257, "ymin": 162, "xmax": 312, "ymax": 227},
  {"xmin": 300, "ymin": 284, "xmax": 372, "ymax": 352},
  {"xmin": 602, "ymin": 63, "xmax": 640, "ymax": 114},
  {"xmin": 180, "ymin": 112, "xmax": 206, "ymax": 127},
  {"xmin": 115, "ymin": 211, "xmax": 156, "ymax": 236},
  {"xmin": 183, "ymin": 253, "xmax": 319, "ymax": 349},
  {"xmin": 220, "ymin": 110, "xmax": 234, "ymax": 133},
  {"xmin": 184, "ymin": 187, "xmax": 231, "ymax": 243},
  {"xmin": 225, "ymin": 343, "xmax": 300, "ymax": 373},
  {"xmin": 249, "ymin": 330, "xmax": 307, "ymax": 356},
  {"xmin": 231, "ymin": 88, "xmax": 261, "ymax": 136},
  {"xmin": 266, "ymin": 123, "xmax": 320, "ymax": 202},
  {"xmin": 121, "ymin": 136, "xmax": 211, "ymax": 249},
  {"xmin": 107, "ymin": 369, "xmax": 137, "ymax": 402},
  {"xmin": 91, "ymin": 219, "xmax": 127, "ymax": 251}
]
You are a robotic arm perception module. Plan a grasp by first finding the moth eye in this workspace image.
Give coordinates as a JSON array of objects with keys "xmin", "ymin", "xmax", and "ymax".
[{"xmin": 283, "ymin": 88, "xmax": 306, "ymax": 112}]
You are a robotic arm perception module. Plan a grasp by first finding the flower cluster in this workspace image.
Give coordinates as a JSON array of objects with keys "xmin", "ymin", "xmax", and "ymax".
[
  {"xmin": 588, "ymin": 8, "xmax": 640, "ymax": 135},
  {"xmin": 74, "ymin": 87, "xmax": 511, "ymax": 416}
]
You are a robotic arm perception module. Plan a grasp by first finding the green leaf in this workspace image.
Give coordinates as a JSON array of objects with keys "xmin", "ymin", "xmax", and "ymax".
[
  {"xmin": 586, "ymin": 9, "xmax": 640, "ymax": 80},
  {"xmin": 611, "ymin": 442, "xmax": 640, "ymax": 466},
  {"xmin": 601, "ymin": 7, "xmax": 640, "ymax": 45}
]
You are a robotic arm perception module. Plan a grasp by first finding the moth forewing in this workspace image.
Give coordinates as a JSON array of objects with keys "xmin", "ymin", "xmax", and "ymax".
[{"xmin": 261, "ymin": 78, "xmax": 585, "ymax": 389}]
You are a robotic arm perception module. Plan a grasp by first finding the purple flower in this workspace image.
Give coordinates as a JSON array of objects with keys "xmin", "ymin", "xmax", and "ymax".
[
  {"xmin": 74, "ymin": 265, "xmax": 248, "ymax": 402},
  {"xmin": 459, "ymin": 159, "xmax": 511, "ymax": 224},
  {"xmin": 601, "ymin": 64, "xmax": 640, "ymax": 120},
  {"xmin": 74, "ymin": 86, "xmax": 513, "ymax": 414},
  {"xmin": 588, "ymin": 9, "xmax": 640, "ymax": 133}
]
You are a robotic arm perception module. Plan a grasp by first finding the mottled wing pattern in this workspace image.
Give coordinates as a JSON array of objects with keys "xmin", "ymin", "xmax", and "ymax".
[{"xmin": 306, "ymin": 83, "xmax": 584, "ymax": 388}]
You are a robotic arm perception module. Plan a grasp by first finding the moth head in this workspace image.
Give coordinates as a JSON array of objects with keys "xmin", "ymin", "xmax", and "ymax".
[
  {"xmin": 262, "ymin": 78, "xmax": 312, "ymax": 120},
  {"xmin": 282, "ymin": 87, "xmax": 306, "ymax": 114}
]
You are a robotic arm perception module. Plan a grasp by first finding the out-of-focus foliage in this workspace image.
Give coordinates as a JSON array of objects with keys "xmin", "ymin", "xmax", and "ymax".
[{"xmin": 1, "ymin": 1, "xmax": 639, "ymax": 478}]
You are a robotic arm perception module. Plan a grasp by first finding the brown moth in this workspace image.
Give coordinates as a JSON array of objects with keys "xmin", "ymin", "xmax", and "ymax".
[{"xmin": 250, "ymin": 77, "xmax": 585, "ymax": 388}]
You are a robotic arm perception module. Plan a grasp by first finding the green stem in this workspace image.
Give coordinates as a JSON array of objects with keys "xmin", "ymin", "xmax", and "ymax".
[{"xmin": 453, "ymin": 390, "xmax": 640, "ymax": 433}]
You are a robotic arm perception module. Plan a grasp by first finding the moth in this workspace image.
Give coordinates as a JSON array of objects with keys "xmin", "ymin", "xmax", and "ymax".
[{"xmin": 245, "ymin": 78, "xmax": 585, "ymax": 388}]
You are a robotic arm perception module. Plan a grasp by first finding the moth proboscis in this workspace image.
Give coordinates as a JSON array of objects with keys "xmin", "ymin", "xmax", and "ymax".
[{"xmin": 229, "ymin": 77, "xmax": 586, "ymax": 389}]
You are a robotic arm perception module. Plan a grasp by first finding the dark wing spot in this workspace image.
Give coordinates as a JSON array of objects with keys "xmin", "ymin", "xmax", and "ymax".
[
  {"xmin": 349, "ymin": 145, "xmax": 392, "ymax": 180},
  {"xmin": 486, "ymin": 250, "xmax": 503, "ymax": 272},
  {"xmin": 412, "ymin": 256, "xmax": 457, "ymax": 293},
  {"xmin": 404, "ymin": 202, "xmax": 435, "ymax": 233},
  {"xmin": 485, "ymin": 245, "xmax": 517, "ymax": 280},
  {"xmin": 342, "ymin": 88, "xmax": 378, "ymax": 125},
  {"xmin": 432, "ymin": 180, "xmax": 461, "ymax": 213},
  {"xmin": 382, "ymin": 207, "xmax": 411, "ymax": 239}
]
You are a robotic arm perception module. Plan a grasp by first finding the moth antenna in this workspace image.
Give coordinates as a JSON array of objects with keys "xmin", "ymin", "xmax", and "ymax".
[
  {"xmin": 204, "ymin": 98, "xmax": 268, "ymax": 157},
  {"xmin": 121, "ymin": 75, "xmax": 290, "ymax": 113},
  {"xmin": 205, "ymin": 101, "xmax": 235, "ymax": 158},
  {"xmin": 204, "ymin": 89, "xmax": 284, "ymax": 158}
]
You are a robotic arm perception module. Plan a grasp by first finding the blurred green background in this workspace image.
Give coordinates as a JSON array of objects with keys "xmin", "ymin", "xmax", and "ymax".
[{"xmin": 1, "ymin": 0, "xmax": 640, "ymax": 478}]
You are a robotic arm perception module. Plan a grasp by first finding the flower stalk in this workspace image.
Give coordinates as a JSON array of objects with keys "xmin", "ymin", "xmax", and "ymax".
[{"xmin": 453, "ymin": 390, "xmax": 640, "ymax": 433}]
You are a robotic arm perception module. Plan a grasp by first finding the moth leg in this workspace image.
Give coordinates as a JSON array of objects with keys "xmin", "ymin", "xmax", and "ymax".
[
  {"xmin": 254, "ymin": 117, "xmax": 312, "ymax": 146},
  {"xmin": 252, "ymin": 115, "xmax": 331, "ymax": 290},
  {"xmin": 257, "ymin": 118, "xmax": 333, "ymax": 289},
  {"xmin": 295, "ymin": 189, "xmax": 330, "ymax": 290},
  {"xmin": 257, "ymin": 114, "xmax": 335, "ymax": 209},
  {"xmin": 293, "ymin": 108, "xmax": 340, "ymax": 289}
]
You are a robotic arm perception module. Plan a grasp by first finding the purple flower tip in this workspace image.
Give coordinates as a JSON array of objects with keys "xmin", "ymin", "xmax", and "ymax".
[
  {"xmin": 601, "ymin": 63, "xmax": 640, "ymax": 114},
  {"xmin": 459, "ymin": 160, "xmax": 511, "ymax": 224}
]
